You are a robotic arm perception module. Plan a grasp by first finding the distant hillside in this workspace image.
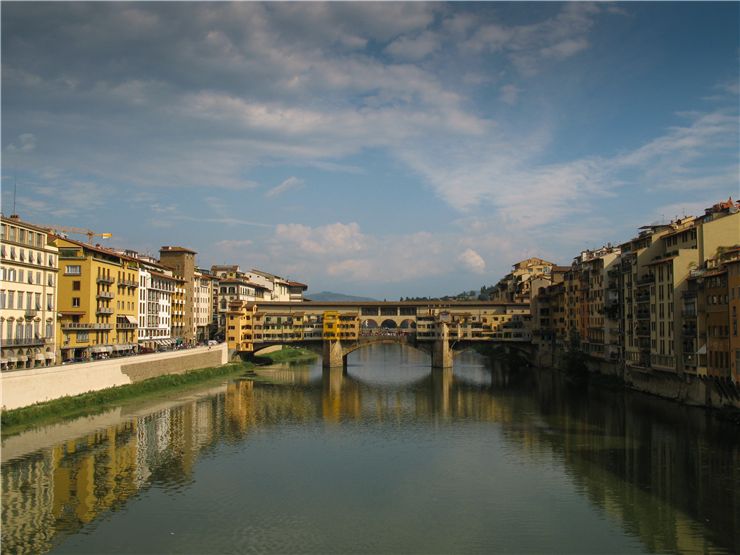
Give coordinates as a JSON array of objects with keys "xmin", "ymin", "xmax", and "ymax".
[{"xmin": 305, "ymin": 291, "xmax": 377, "ymax": 302}]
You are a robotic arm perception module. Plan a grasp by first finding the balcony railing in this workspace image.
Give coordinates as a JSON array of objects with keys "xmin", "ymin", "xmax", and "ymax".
[
  {"xmin": 97, "ymin": 291, "xmax": 115, "ymax": 299},
  {"xmin": 61, "ymin": 322, "xmax": 112, "ymax": 330},
  {"xmin": 96, "ymin": 307, "xmax": 114, "ymax": 315},
  {"xmin": 116, "ymin": 322, "xmax": 137, "ymax": 329},
  {"xmin": 682, "ymin": 327, "xmax": 697, "ymax": 338},
  {"xmin": 119, "ymin": 279, "xmax": 138, "ymax": 287},
  {"xmin": 636, "ymin": 274, "xmax": 654, "ymax": 286},
  {"xmin": 24, "ymin": 309, "xmax": 38, "ymax": 318},
  {"xmin": 96, "ymin": 276, "xmax": 115, "ymax": 284},
  {"xmin": 1, "ymin": 337, "xmax": 52, "ymax": 347}
]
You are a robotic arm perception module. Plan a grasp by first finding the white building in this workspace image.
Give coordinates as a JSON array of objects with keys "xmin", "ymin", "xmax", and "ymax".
[{"xmin": 0, "ymin": 215, "xmax": 59, "ymax": 370}]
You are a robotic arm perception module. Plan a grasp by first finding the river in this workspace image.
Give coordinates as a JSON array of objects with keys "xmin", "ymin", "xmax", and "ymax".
[{"xmin": 2, "ymin": 345, "xmax": 738, "ymax": 554}]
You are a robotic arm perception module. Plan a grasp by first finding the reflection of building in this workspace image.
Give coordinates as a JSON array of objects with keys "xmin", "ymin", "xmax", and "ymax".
[{"xmin": 0, "ymin": 214, "xmax": 59, "ymax": 370}]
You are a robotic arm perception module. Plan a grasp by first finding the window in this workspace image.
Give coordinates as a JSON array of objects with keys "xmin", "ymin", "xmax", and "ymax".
[
  {"xmin": 73, "ymin": 281, "xmax": 81, "ymax": 291},
  {"xmin": 65, "ymin": 265, "xmax": 81, "ymax": 275},
  {"xmin": 72, "ymin": 297, "xmax": 80, "ymax": 307},
  {"xmin": 0, "ymin": 290, "xmax": 5, "ymax": 309}
]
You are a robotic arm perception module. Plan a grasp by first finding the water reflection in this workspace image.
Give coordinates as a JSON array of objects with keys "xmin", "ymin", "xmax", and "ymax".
[{"xmin": 1, "ymin": 346, "xmax": 737, "ymax": 554}]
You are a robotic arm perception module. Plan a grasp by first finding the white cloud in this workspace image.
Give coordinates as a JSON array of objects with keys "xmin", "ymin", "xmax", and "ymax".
[
  {"xmin": 499, "ymin": 84, "xmax": 521, "ymax": 106},
  {"xmin": 275, "ymin": 222, "xmax": 366, "ymax": 255},
  {"xmin": 6, "ymin": 133, "xmax": 37, "ymax": 153},
  {"xmin": 385, "ymin": 31, "xmax": 439, "ymax": 61},
  {"xmin": 457, "ymin": 248, "xmax": 486, "ymax": 274},
  {"xmin": 265, "ymin": 176, "xmax": 304, "ymax": 198}
]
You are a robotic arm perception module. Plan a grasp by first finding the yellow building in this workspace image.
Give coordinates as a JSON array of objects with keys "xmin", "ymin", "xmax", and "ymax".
[
  {"xmin": 55, "ymin": 237, "xmax": 139, "ymax": 362},
  {"xmin": 0, "ymin": 214, "xmax": 59, "ymax": 370}
]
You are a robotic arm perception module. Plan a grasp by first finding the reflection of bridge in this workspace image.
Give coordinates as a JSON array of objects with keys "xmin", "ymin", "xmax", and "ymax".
[{"xmin": 226, "ymin": 300, "xmax": 533, "ymax": 369}]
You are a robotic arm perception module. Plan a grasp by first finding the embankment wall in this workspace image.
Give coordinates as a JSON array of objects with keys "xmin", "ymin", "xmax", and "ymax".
[
  {"xmin": 537, "ymin": 345, "xmax": 740, "ymax": 410},
  {"xmin": 1, "ymin": 345, "xmax": 228, "ymax": 411}
]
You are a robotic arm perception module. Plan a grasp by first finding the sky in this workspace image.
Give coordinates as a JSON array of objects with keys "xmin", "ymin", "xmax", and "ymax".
[{"xmin": 2, "ymin": 2, "xmax": 738, "ymax": 299}]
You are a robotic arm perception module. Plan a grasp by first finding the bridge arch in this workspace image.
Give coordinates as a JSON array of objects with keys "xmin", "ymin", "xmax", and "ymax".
[
  {"xmin": 380, "ymin": 319, "xmax": 397, "ymax": 328},
  {"xmin": 398, "ymin": 319, "xmax": 416, "ymax": 329},
  {"xmin": 361, "ymin": 319, "xmax": 379, "ymax": 329}
]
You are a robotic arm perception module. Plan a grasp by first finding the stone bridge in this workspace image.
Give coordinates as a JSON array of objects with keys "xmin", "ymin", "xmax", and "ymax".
[
  {"xmin": 229, "ymin": 300, "xmax": 533, "ymax": 369},
  {"xmin": 252, "ymin": 333, "xmax": 534, "ymax": 370}
]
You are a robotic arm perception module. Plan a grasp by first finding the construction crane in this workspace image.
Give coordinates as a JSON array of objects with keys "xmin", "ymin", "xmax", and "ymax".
[{"xmin": 44, "ymin": 225, "xmax": 112, "ymax": 244}]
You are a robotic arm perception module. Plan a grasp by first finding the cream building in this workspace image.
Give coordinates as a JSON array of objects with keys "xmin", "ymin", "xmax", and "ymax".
[
  {"xmin": 193, "ymin": 271, "xmax": 214, "ymax": 342},
  {"xmin": 0, "ymin": 215, "xmax": 59, "ymax": 370}
]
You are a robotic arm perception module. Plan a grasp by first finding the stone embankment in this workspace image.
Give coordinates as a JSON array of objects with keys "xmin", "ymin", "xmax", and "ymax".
[
  {"xmin": 1, "ymin": 345, "xmax": 228, "ymax": 411},
  {"xmin": 535, "ymin": 347, "xmax": 740, "ymax": 411}
]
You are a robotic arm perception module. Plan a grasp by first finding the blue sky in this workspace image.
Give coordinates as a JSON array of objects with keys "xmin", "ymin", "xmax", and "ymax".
[{"xmin": 2, "ymin": 2, "xmax": 738, "ymax": 298}]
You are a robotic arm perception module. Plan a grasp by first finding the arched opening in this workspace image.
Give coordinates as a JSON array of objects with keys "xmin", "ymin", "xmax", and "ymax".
[
  {"xmin": 380, "ymin": 319, "xmax": 397, "ymax": 329},
  {"xmin": 361, "ymin": 319, "xmax": 379, "ymax": 329},
  {"xmin": 398, "ymin": 319, "xmax": 416, "ymax": 329}
]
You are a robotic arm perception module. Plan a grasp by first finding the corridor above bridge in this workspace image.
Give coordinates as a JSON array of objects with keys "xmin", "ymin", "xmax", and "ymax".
[{"xmin": 226, "ymin": 300, "xmax": 532, "ymax": 355}]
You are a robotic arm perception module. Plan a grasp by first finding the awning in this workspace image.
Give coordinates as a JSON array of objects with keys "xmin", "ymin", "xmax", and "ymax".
[
  {"xmin": 123, "ymin": 315, "xmax": 137, "ymax": 325},
  {"xmin": 18, "ymin": 355, "xmax": 28, "ymax": 362},
  {"xmin": 35, "ymin": 353, "xmax": 45, "ymax": 361},
  {"xmin": 91, "ymin": 346, "xmax": 104, "ymax": 353},
  {"xmin": 0, "ymin": 358, "xmax": 8, "ymax": 364},
  {"xmin": 8, "ymin": 357, "xmax": 18, "ymax": 363},
  {"xmin": 696, "ymin": 345, "xmax": 707, "ymax": 355},
  {"xmin": 45, "ymin": 352, "xmax": 55, "ymax": 359}
]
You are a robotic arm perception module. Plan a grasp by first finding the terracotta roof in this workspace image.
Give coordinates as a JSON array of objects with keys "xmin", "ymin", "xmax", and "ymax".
[
  {"xmin": 160, "ymin": 245, "xmax": 197, "ymax": 254},
  {"xmin": 54, "ymin": 235, "xmax": 140, "ymax": 263},
  {"xmin": 288, "ymin": 281, "xmax": 308, "ymax": 289}
]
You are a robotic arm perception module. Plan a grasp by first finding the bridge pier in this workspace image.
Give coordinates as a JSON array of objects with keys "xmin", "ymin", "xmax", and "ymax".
[
  {"xmin": 323, "ymin": 339, "xmax": 346, "ymax": 369},
  {"xmin": 431, "ymin": 324, "xmax": 453, "ymax": 369}
]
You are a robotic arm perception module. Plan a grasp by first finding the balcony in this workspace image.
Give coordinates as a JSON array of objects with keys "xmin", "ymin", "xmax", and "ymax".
[
  {"xmin": 635, "ymin": 326, "xmax": 650, "ymax": 337},
  {"xmin": 682, "ymin": 290, "xmax": 697, "ymax": 299},
  {"xmin": 116, "ymin": 322, "xmax": 137, "ymax": 329},
  {"xmin": 61, "ymin": 322, "xmax": 112, "ymax": 330},
  {"xmin": 119, "ymin": 279, "xmax": 138, "ymax": 288},
  {"xmin": 682, "ymin": 327, "xmax": 697, "ymax": 338},
  {"xmin": 2, "ymin": 337, "xmax": 50, "ymax": 347},
  {"xmin": 636, "ymin": 310, "xmax": 650, "ymax": 320},
  {"xmin": 96, "ymin": 276, "xmax": 115, "ymax": 285},
  {"xmin": 636, "ymin": 274, "xmax": 654, "ymax": 286},
  {"xmin": 97, "ymin": 291, "xmax": 115, "ymax": 299},
  {"xmin": 636, "ymin": 293, "xmax": 651, "ymax": 303},
  {"xmin": 96, "ymin": 307, "xmax": 114, "ymax": 315},
  {"xmin": 24, "ymin": 309, "xmax": 38, "ymax": 318}
]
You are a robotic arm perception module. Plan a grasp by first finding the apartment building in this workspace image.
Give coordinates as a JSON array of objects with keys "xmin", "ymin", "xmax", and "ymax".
[
  {"xmin": 171, "ymin": 277, "xmax": 186, "ymax": 343},
  {"xmin": 193, "ymin": 271, "xmax": 214, "ymax": 342},
  {"xmin": 0, "ymin": 215, "xmax": 59, "ymax": 370},
  {"xmin": 55, "ymin": 237, "xmax": 139, "ymax": 362},
  {"xmin": 490, "ymin": 258, "xmax": 566, "ymax": 304},
  {"xmin": 159, "ymin": 246, "xmax": 197, "ymax": 344},
  {"xmin": 138, "ymin": 262, "xmax": 177, "ymax": 349},
  {"xmin": 727, "ymin": 253, "xmax": 740, "ymax": 382},
  {"xmin": 575, "ymin": 246, "xmax": 622, "ymax": 361}
]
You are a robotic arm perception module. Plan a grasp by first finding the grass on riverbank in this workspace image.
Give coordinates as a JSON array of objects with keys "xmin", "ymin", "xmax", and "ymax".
[
  {"xmin": 254, "ymin": 347, "xmax": 318, "ymax": 365},
  {"xmin": 0, "ymin": 362, "xmax": 254, "ymax": 435},
  {"xmin": 1, "ymin": 347, "xmax": 319, "ymax": 435}
]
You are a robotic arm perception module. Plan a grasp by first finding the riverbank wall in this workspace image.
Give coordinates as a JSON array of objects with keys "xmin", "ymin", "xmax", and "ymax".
[
  {"xmin": 535, "ymin": 345, "xmax": 740, "ymax": 410},
  {"xmin": 1, "ymin": 345, "xmax": 228, "ymax": 411}
]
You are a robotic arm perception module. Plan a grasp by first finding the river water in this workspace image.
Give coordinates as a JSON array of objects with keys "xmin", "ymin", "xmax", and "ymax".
[{"xmin": 2, "ymin": 345, "xmax": 738, "ymax": 554}]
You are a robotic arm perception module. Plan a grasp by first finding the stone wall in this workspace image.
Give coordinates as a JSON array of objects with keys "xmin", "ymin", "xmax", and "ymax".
[
  {"xmin": 1, "ymin": 345, "xmax": 228, "ymax": 411},
  {"xmin": 541, "ymin": 345, "xmax": 740, "ymax": 410}
]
